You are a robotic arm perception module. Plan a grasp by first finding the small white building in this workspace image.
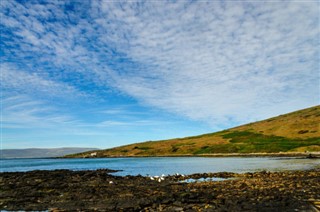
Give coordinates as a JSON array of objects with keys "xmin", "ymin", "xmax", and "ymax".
[{"xmin": 90, "ymin": 152, "xmax": 97, "ymax": 157}]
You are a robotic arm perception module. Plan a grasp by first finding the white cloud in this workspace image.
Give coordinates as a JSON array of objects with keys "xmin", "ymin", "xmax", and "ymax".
[
  {"xmin": 1, "ymin": 94, "xmax": 194, "ymax": 148},
  {"xmin": 1, "ymin": 95, "xmax": 76, "ymax": 129},
  {"xmin": 93, "ymin": 1, "xmax": 319, "ymax": 125},
  {"xmin": 1, "ymin": 63, "xmax": 85, "ymax": 99},
  {"xmin": 1, "ymin": 0, "xmax": 319, "ymax": 130}
]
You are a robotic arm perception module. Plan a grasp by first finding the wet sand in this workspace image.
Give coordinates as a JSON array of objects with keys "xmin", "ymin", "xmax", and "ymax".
[{"xmin": 1, "ymin": 169, "xmax": 319, "ymax": 211}]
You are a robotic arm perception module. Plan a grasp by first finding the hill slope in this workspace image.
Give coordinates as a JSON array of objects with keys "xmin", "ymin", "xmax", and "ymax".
[{"xmin": 68, "ymin": 106, "xmax": 320, "ymax": 158}]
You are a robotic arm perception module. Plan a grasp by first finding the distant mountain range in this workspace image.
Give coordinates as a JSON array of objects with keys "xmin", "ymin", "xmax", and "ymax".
[
  {"xmin": 1, "ymin": 148, "xmax": 99, "ymax": 159},
  {"xmin": 66, "ymin": 105, "xmax": 320, "ymax": 158}
]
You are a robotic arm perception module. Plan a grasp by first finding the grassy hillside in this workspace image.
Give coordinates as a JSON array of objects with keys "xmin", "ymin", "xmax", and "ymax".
[{"xmin": 67, "ymin": 106, "xmax": 320, "ymax": 158}]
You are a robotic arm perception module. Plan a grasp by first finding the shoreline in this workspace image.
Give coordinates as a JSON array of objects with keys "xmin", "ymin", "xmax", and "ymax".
[
  {"xmin": 1, "ymin": 168, "xmax": 319, "ymax": 211},
  {"xmin": 66, "ymin": 151, "xmax": 320, "ymax": 158},
  {"xmin": 2, "ymin": 152, "xmax": 319, "ymax": 160}
]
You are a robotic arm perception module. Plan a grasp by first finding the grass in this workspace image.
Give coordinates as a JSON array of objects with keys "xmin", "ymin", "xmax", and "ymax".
[
  {"xmin": 133, "ymin": 146, "xmax": 152, "ymax": 151},
  {"xmin": 193, "ymin": 131, "xmax": 320, "ymax": 154}
]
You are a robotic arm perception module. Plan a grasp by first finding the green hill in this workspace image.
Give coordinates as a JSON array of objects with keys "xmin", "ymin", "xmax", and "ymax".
[{"xmin": 67, "ymin": 106, "xmax": 320, "ymax": 158}]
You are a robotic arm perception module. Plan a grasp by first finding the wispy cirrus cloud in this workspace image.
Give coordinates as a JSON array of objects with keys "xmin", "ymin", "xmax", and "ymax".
[
  {"xmin": 1, "ymin": 94, "xmax": 198, "ymax": 148},
  {"xmin": 92, "ymin": 1, "xmax": 319, "ymax": 125},
  {"xmin": 1, "ymin": 63, "xmax": 85, "ymax": 100},
  {"xmin": 1, "ymin": 1, "xmax": 319, "ymax": 148},
  {"xmin": 1, "ymin": 95, "xmax": 77, "ymax": 129}
]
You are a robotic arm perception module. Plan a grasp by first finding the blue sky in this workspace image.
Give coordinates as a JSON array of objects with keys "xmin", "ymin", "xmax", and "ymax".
[{"xmin": 1, "ymin": 0, "xmax": 319, "ymax": 149}]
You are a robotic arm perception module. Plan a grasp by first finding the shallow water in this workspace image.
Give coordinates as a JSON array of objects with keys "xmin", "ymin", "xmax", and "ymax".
[
  {"xmin": 1, "ymin": 157, "xmax": 319, "ymax": 176},
  {"xmin": 180, "ymin": 177, "xmax": 229, "ymax": 183}
]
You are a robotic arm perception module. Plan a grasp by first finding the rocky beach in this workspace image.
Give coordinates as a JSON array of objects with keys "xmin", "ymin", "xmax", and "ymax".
[{"xmin": 1, "ymin": 168, "xmax": 319, "ymax": 211}]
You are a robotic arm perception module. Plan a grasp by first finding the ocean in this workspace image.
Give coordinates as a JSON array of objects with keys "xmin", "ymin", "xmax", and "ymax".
[{"xmin": 1, "ymin": 157, "xmax": 319, "ymax": 176}]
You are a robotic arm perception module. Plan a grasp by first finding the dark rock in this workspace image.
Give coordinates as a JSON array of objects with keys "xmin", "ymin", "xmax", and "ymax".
[{"xmin": 0, "ymin": 169, "xmax": 319, "ymax": 211}]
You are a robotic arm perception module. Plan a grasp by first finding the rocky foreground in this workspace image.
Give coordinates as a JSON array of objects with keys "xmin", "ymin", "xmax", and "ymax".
[{"xmin": 1, "ymin": 169, "xmax": 319, "ymax": 211}]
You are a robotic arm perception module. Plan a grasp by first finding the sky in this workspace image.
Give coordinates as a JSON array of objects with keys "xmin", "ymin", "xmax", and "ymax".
[{"xmin": 1, "ymin": 0, "xmax": 319, "ymax": 149}]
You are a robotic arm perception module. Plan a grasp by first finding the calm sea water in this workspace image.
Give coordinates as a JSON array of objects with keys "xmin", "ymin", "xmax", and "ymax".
[{"xmin": 1, "ymin": 157, "xmax": 319, "ymax": 176}]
